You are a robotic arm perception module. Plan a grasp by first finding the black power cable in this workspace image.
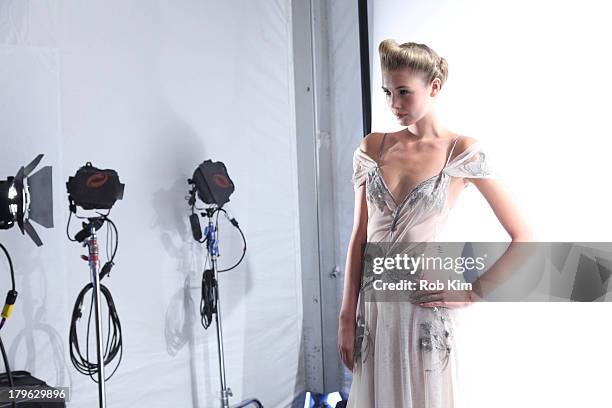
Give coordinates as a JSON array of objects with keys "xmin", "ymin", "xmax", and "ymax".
[
  {"xmin": 199, "ymin": 208, "xmax": 247, "ymax": 329},
  {"xmin": 69, "ymin": 282, "xmax": 123, "ymax": 382},
  {"xmin": 0, "ymin": 243, "xmax": 16, "ymax": 408},
  {"xmin": 200, "ymin": 268, "xmax": 216, "ymax": 329},
  {"xmin": 0, "ymin": 335, "xmax": 16, "ymax": 408},
  {"xmin": 67, "ymin": 216, "xmax": 123, "ymax": 382},
  {"xmin": 0, "ymin": 243, "xmax": 17, "ymax": 330},
  {"xmin": 216, "ymin": 209, "xmax": 246, "ymax": 273}
]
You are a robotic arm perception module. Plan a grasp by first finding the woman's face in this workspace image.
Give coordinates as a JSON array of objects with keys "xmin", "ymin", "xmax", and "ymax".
[{"xmin": 381, "ymin": 68, "xmax": 439, "ymax": 126}]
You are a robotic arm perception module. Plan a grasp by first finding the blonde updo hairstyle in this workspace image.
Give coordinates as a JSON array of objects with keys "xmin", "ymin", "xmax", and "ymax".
[{"xmin": 378, "ymin": 39, "xmax": 448, "ymax": 89}]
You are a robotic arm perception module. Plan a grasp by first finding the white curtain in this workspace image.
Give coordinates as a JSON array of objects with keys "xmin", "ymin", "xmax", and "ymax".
[{"xmin": 0, "ymin": 1, "xmax": 304, "ymax": 407}]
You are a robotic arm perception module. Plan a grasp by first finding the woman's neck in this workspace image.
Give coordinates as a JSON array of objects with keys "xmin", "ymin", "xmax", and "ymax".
[{"xmin": 405, "ymin": 110, "xmax": 448, "ymax": 142}]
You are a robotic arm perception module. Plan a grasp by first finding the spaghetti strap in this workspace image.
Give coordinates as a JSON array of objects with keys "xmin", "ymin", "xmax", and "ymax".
[
  {"xmin": 435, "ymin": 136, "xmax": 461, "ymax": 186},
  {"xmin": 444, "ymin": 136, "xmax": 461, "ymax": 168},
  {"xmin": 377, "ymin": 133, "xmax": 388, "ymax": 163}
]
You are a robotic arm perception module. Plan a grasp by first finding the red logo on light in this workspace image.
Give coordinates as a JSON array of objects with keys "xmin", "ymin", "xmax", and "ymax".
[
  {"xmin": 86, "ymin": 173, "xmax": 108, "ymax": 188},
  {"xmin": 213, "ymin": 174, "xmax": 231, "ymax": 188}
]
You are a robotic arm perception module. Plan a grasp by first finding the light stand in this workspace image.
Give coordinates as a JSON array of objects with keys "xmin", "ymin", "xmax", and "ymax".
[
  {"xmin": 66, "ymin": 161, "xmax": 124, "ymax": 408},
  {"xmin": 84, "ymin": 218, "xmax": 106, "ymax": 408},
  {"xmin": 0, "ymin": 154, "xmax": 54, "ymax": 407},
  {"xmin": 201, "ymin": 207, "xmax": 262, "ymax": 408},
  {"xmin": 187, "ymin": 159, "xmax": 260, "ymax": 407}
]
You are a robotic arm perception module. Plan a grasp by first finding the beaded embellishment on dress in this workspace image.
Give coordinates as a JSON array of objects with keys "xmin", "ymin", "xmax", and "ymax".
[{"xmin": 419, "ymin": 307, "xmax": 453, "ymax": 372}]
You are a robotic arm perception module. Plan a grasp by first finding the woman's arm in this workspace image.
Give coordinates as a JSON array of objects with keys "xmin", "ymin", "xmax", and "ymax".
[
  {"xmin": 339, "ymin": 185, "xmax": 368, "ymax": 321},
  {"xmin": 338, "ymin": 181, "xmax": 368, "ymax": 371},
  {"xmin": 418, "ymin": 137, "xmax": 534, "ymax": 308},
  {"xmin": 464, "ymin": 177, "xmax": 534, "ymax": 301},
  {"xmin": 339, "ymin": 135, "xmax": 382, "ymax": 370},
  {"xmin": 339, "ymin": 133, "xmax": 382, "ymax": 318},
  {"xmin": 469, "ymin": 177, "xmax": 533, "ymax": 242},
  {"xmin": 457, "ymin": 136, "xmax": 532, "ymax": 241}
]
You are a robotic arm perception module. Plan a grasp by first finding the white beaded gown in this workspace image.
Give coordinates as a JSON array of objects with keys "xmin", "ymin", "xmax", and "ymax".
[{"xmin": 346, "ymin": 134, "xmax": 493, "ymax": 408}]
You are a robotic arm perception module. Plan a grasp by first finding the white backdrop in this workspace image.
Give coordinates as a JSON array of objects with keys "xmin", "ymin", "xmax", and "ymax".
[
  {"xmin": 366, "ymin": 1, "xmax": 612, "ymax": 407},
  {"xmin": 0, "ymin": 1, "xmax": 305, "ymax": 407}
]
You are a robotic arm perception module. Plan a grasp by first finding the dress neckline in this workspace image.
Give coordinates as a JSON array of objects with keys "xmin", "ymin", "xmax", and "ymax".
[
  {"xmin": 375, "ymin": 167, "xmax": 439, "ymax": 208},
  {"xmin": 362, "ymin": 134, "xmax": 461, "ymax": 207}
]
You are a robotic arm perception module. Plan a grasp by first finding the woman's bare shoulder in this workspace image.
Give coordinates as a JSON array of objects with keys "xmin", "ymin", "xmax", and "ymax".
[
  {"xmin": 451, "ymin": 134, "xmax": 479, "ymax": 160},
  {"xmin": 358, "ymin": 132, "xmax": 386, "ymax": 157}
]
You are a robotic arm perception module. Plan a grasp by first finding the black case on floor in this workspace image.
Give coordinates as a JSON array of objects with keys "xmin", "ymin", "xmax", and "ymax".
[{"xmin": 0, "ymin": 371, "xmax": 66, "ymax": 408}]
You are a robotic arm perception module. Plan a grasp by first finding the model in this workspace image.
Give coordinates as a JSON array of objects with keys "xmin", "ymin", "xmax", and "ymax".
[{"xmin": 339, "ymin": 39, "xmax": 532, "ymax": 407}]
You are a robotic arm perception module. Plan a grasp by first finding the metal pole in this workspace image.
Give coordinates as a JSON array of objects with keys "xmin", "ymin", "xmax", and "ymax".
[
  {"xmin": 200, "ymin": 208, "xmax": 262, "ymax": 408},
  {"xmin": 87, "ymin": 221, "xmax": 106, "ymax": 408},
  {"xmin": 358, "ymin": 0, "xmax": 372, "ymax": 136},
  {"xmin": 207, "ymin": 215, "xmax": 231, "ymax": 408}
]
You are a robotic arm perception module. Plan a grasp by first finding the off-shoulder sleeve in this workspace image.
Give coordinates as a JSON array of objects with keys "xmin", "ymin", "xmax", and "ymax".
[
  {"xmin": 352, "ymin": 148, "xmax": 376, "ymax": 191},
  {"xmin": 444, "ymin": 142, "xmax": 494, "ymax": 182}
]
